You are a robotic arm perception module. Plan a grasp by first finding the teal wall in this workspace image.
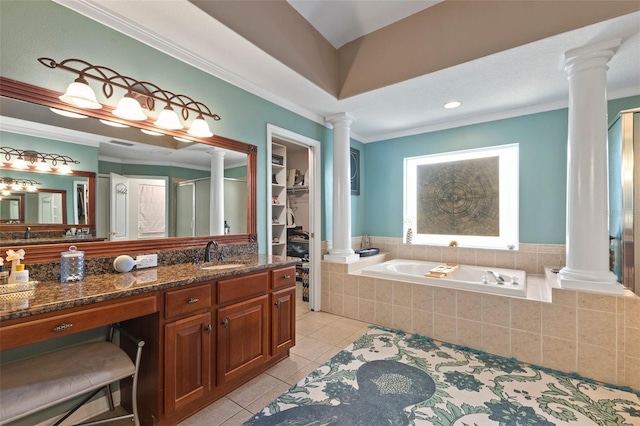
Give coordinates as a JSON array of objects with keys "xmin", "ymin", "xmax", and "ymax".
[
  {"xmin": 364, "ymin": 95, "xmax": 640, "ymax": 244},
  {"xmin": 0, "ymin": 0, "xmax": 331, "ymax": 248},
  {"xmin": 5, "ymin": 1, "xmax": 633, "ymax": 247},
  {"xmin": 350, "ymin": 139, "xmax": 366, "ymax": 237}
]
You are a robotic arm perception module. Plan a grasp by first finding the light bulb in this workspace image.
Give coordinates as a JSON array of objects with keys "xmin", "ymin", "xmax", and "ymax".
[
  {"xmin": 11, "ymin": 183, "xmax": 21, "ymax": 191},
  {"xmin": 26, "ymin": 185, "xmax": 37, "ymax": 192}
]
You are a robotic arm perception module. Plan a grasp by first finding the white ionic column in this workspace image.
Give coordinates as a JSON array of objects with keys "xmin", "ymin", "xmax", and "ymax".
[
  {"xmin": 324, "ymin": 113, "xmax": 359, "ymax": 263},
  {"xmin": 209, "ymin": 150, "xmax": 225, "ymax": 236},
  {"xmin": 558, "ymin": 39, "xmax": 623, "ymax": 294}
]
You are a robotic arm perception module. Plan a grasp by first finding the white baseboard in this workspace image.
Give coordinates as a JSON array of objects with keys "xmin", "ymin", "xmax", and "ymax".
[{"xmin": 35, "ymin": 390, "xmax": 121, "ymax": 426}]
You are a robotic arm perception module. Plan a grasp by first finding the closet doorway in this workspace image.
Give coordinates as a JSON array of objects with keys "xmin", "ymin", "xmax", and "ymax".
[{"xmin": 267, "ymin": 125, "xmax": 321, "ymax": 313}]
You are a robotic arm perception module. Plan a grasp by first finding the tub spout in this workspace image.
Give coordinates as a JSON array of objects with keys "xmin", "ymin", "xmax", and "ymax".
[{"xmin": 487, "ymin": 270, "xmax": 505, "ymax": 284}]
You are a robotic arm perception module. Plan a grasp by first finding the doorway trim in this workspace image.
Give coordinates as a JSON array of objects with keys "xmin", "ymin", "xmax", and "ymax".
[{"xmin": 266, "ymin": 124, "xmax": 322, "ymax": 311}]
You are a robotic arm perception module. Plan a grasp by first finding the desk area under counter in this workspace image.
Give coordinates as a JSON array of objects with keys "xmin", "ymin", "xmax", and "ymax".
[{"xmin": 0, "ymin": 255, "xmax": 299, "ymax": 426}]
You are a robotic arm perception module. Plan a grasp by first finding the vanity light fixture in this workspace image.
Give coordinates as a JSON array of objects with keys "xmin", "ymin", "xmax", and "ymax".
[
  {"xmin": 0, "ymin": 177, "xmax": 42, "ymax": 192},
  {"xmin": 39, "ymin": 57, "xmax": 221, "ymax": 137},
  {"xmin": 154, "ymin": 105, "xmax": 183, "ymax": 130},
  {"xmin": 0, "ymin": 146, "xmax": 80, "ymax": 174},
  {"xmin": 112, "ymin": 93, "xmax": 147, "ymax": 121},
  {"xmin": 59, "ymin": 76, "xmax": 102, "ymax": 109},
  {"xmin": 444, "ymin": 101, "xmax": 462, "ymax": 109},
  {"xmin": 187, "ymin": 115, "xmax": 214, "ymax": 137}
]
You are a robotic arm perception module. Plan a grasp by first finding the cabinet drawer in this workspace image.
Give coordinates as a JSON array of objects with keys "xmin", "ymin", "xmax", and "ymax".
[
  {"xmin": 165, "ymin": 284, "xmax": 211, "ymax": 319},
  {"xmin": 271, "ymin": 266, "xmax": 296, "ymax": 289},
  {"xmin": 217, "ymin": 272, "xmax": 268, "ymax": 305},
  {"xmin": 0, "ymin": 295, "xmax": 157, "ymax": 350}
]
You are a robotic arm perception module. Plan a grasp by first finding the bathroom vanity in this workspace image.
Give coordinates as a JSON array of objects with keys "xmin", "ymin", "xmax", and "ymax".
[{"xmin": 0, "ymin": 256, "xmax": 298, "ymax": 425}]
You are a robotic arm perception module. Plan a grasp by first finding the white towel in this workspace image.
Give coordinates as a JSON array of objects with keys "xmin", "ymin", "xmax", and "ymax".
[{"xmin": 138, "ymin": 184, "xmax": 166, "ymax": 235}]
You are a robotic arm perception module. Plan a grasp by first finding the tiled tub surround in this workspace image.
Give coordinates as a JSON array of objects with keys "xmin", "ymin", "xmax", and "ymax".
[{"xmin": 320, "ymin": 238, "xmax": 640, "ymax": 390}]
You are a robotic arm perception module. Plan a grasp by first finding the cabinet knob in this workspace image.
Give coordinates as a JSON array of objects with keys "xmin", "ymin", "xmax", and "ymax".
[
  {"xmin": 221, "ymin": 317, "xmax": 229, "ymax": 328},
  {"xmin": 52, "ymin": 323, "xmax": 73, "ymax": 332},
  {"xmin": 187, "ymin": 297, "xmax": 199, "ymax": 304},
  {"xmin": 205, "ymin": 324, "xmax": 212, "ymax": 335},
  {"xmin": 283, "ymin": 275, "xmax": 291, "ymax": 279},
  {"xmin": 275, "ymin": 300, "xmax": 281, "ymax": 308}
]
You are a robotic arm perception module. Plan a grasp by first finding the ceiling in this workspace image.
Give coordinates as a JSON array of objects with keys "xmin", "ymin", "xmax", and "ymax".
[
  {"xmin": 53, "ymin": 1, "xmax": 640, "ymax": 143},
  {"xmin": 287, "ymin": 0, "xmax": 443, "ymax": 48}
]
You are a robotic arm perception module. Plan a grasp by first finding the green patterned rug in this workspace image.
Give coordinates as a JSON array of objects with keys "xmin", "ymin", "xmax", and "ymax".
[{"xmin": 245, "ymin": 327, "xmax": 640, "ymax": 425}]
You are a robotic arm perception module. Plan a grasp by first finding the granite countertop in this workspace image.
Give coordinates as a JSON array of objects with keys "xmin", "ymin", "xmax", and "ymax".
[{"xmin": 0, "ymin": 255, "xmax": 300, "ymax": 321}]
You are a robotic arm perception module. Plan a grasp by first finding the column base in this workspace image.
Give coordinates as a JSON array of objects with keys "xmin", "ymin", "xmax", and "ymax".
[
  {"xmin": 324, "ymin": 249, "xmax": 360, "ymax": 263},
  {"xmin": 557, "ymin": 267, "xmax": 623, "ymax": 294}
]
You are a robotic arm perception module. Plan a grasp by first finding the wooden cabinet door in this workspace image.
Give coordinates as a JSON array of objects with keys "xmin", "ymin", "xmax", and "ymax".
[
  {"xmin": 217, "ymin": 295, "xmax": 269, "ymax": 384},
  {"xmin": 271, "ymin": 287, "xmax": 295, "ymax": 356},
  {"xmin": 164, "ymin": 312, "xmax": 211, "ymax": 415}
]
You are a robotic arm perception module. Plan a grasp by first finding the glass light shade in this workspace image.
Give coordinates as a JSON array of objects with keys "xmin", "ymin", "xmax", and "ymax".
[
  {"xmin": 36, "ymin": 160, "xmax": 52, "ymax": 172},
  {"xmin": 174, "ymin": 136, "xmax": 194, "ymax": 143},
  {"xmin": 11, "ymin": 183, "xmax": 21, "ymax": 191},
  {"xmin": 113, "ymin": 95, "xmax": 147, "ymax": 121},
  {"xmin": 59, "ymin": 78, "xmax": 102, "ymax": 109},
  {"xmin": 187, "ymin": 117, "xmax": 213, "ymax": 137},
  {"xmin": 26, "ymin": 185, "xmax": 37, "ymax": 192},
  {"xmin": 100, "ymin": 119, "xmax": 130, "ymax": 128},
  {"xmin": 50, "ymin": 108, "xmax": 88, "ymax": 119},
  {"xmin": 1, "ymin": 190, "xmax": 10, "ymax": 196},
  {"xmin": 57, "ymin": 163, "xmax": 73, "ymax": 174},
  {"xmin": 141, "ymin": 128, "xmax": 164, "ymax": 136},
  {"xmin": 154, "ymin": 106, "xmax": 183, "ymax": 130},
  {"xmin": 11, "ymin": 157, "xmax": 28, "ymax": 169},
  {"xmin": 0, "ymin": 183, "xmax": 5, "ymax": 190}
]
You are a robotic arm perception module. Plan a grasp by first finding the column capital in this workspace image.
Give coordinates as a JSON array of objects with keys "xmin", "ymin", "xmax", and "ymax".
[
  {"xmin": 325, "ymin": 112, "xmax": 355, "ymax": 127},
  {"xmin": 564, "ymin": 38, "xmax": 621, "ymax": 76},
  {"xmin": 207, "ymin": 149, "xmax": 226, "ymax": 159}
]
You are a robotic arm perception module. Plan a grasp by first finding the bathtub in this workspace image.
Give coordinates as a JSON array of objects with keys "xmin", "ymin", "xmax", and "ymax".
[{"xmin": 358, "ymin": 259, "xmax": 527, "ymax": 297}]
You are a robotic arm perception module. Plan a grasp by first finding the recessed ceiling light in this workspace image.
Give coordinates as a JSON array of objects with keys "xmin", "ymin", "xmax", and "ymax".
[
  {"xmin": 100, "ymin": 119, "xmax": 129, "ymax": 128},
  {"xmin": 444, "ymin": 101, "xmax": 462, "ymax": 109}
]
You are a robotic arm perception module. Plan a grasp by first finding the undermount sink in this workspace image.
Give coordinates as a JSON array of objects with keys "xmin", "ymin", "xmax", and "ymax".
[{"xmin": 200, "ymin": 263, "xmax": 245, "ymax": 270}]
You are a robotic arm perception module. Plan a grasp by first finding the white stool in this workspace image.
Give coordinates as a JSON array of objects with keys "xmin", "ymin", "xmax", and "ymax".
[{"xmin": 0, "ymin": 325, "xmax": 144, "ymax": 426}]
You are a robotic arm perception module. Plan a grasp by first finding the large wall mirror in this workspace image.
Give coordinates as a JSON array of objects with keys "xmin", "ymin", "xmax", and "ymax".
[{"xmin": 0, "ymin": 77, "xmax": 257, "ymax": 262}]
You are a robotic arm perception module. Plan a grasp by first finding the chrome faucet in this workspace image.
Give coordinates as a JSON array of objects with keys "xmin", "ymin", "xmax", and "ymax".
[
  {"xmin": 487, "ymin": 270, "xmax": 505, "ymax": 284},
  {"xmin": 204, "ymin": 240, "xmax": 218, "ymax": 262}
]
